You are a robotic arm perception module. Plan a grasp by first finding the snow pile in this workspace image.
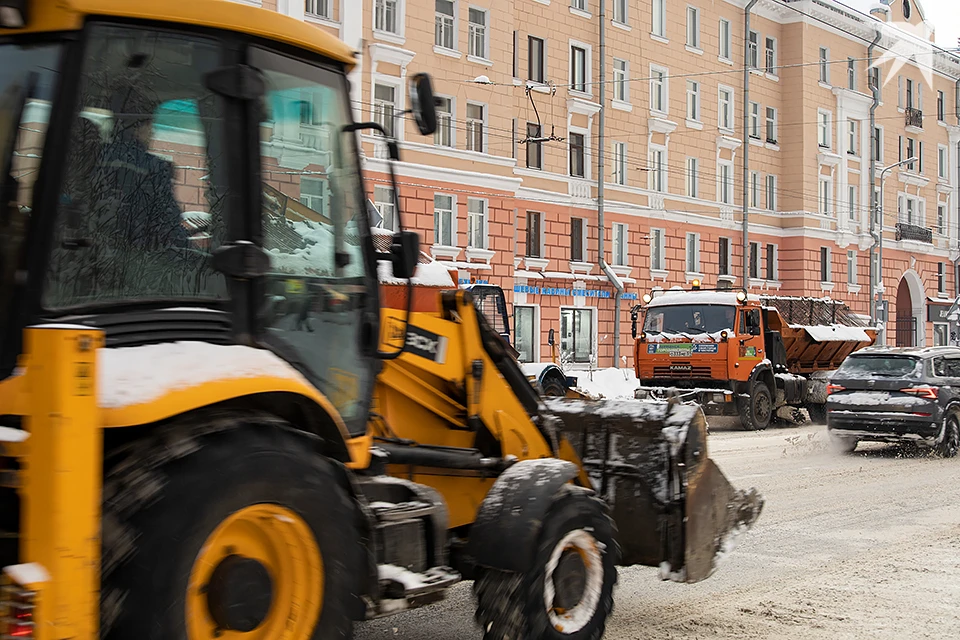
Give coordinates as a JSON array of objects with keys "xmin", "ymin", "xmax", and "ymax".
[
  {"xmin": 267, "ymin": 219, "xmax": 365, "ymax": 278},
  {"xmin": 794, "ymin": 324, "xmax": 872, "ymax": 342},
  {"xmin": 377, "ymin": 259, "xmax": 455, "ymax": 287},
  {"xmin": 647, "ymin": 291, "xmax": 741, "ymax": 307},
  {"xmin": 573, "ymin": 368, "xmax": 642, "ymax": 400},
  {"xmin": 98, "ymin": 342, "xmax": 309, "ymax": 409}
]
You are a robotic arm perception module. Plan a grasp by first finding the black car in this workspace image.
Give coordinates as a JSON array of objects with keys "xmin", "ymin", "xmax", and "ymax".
[{"xmin": 826, "ymin": 346, "xmax": 960, "ymax": 456}]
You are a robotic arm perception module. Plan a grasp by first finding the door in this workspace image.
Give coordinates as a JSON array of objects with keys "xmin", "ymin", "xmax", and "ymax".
[
  {"xmin": 737, "ymin": 307, "xmax": 765, "ymax": 375},
  {"xmin": 251, "ymin": 48, "xmax": 377, "ymax": 436}
]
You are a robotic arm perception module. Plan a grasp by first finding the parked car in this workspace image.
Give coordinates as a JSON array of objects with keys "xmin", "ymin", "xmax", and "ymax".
[{"xmin": 826, "ymin": 346, "xmax": 960, "ymax": 456}]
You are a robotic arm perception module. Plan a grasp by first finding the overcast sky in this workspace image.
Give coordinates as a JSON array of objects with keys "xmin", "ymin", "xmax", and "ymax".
[{"xmin": 843, "ymin": 0, "xmax": 960, "ymax": 50}]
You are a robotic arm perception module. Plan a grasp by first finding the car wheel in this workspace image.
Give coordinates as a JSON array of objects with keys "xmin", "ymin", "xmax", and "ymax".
[
  {"xmin": 935, "ymin": 410, "xmax": 960, "ymax": 458},
  {"xmin": 739, "ymin": 382, "xmax": 772, "ymax": 431},
  {"xmin": 829, "ymin": 431, "xmax": 858, "ymax": 454}
]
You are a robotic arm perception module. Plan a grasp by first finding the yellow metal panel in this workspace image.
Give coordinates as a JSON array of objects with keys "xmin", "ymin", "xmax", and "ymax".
[
  {"xmin": 21, "ymin": 326, "xmax": 104, "ymax": 640},
  {"xmin": 5, "ymin": 0, "xmax": 357, "ymax": 67}
]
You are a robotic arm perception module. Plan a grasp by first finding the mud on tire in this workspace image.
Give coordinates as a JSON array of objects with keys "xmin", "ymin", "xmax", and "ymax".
[
  {"xmin": 100, "ymin": 412, "xmax": 366, "ymax": 640},
  {"xmin": 474, "ymin": 488, "xmax": 619, "ymax": 640}
]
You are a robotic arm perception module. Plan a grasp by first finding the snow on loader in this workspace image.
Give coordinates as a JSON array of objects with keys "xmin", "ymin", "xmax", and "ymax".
[{"xmin": 0, "ymin": 2, "xmax": 761, "ymax": 639}]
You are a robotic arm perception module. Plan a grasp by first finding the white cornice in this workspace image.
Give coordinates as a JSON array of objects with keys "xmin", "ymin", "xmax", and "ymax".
[{"xmin": 568, "ymin": 98, "xmax": 602, "ymax": 117}]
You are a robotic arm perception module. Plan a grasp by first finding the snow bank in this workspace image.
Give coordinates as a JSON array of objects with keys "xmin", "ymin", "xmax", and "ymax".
[
  {"xmin": 647, "ymin": 291, "xmax": 741, "ymax": 307},
  {"xmin": 795, "ymin": 324, "xmax": 872, "ymax": 342},
  {"xmin": 377, "ymin": 259, "xmax": 455, "ymax": 287},
  {"xmin": 573, "ymin": 368, "xmax": 641, "ymax": 400},
  {"xmin": 98, "ymin": 342, "xmax": 309, "ymax": 409}
]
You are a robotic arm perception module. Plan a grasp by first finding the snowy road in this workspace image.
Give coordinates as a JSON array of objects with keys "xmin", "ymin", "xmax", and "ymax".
[{"xmin": 356, "ymin": 420, "xmax": 960, "ymax": 639}]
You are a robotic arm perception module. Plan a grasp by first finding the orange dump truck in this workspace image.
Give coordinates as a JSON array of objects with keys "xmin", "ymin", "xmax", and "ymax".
[{"xmin": 631, "ymin": 287, "xmax": 877, "ymax": 430}]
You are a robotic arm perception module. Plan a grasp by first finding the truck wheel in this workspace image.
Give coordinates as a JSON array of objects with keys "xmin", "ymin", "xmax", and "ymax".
[
  {"xmin": 101, "ymin": 419, "xmax": 364, "ymax": 640},
  {"xmin": 739, "ymin": 383, "xmax": 772, "ymax": 431},
  {"xmin": 806, "ymin": 403, "xmax": 827, "ymax": 424},
  {"xmin": 935, "ymin": 410, "xmax": 960, "ymax": 458},
  {"xmin": 540, "ymin": 375, "xmax": 567, "ymax": 397},
  {"xmin": 474, "ymin": 489, "xmax": 618, "ymax": 640}
]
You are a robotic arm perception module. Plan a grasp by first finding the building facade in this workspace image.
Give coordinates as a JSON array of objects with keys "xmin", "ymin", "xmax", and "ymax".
[{"xmin": 247, "ymin": 0, "xmax": 960, "ymax": 367}]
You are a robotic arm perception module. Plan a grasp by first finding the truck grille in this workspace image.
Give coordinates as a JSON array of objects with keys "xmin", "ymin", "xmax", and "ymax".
[{"xmin": 653, "ymin": 365, "xmax": 713, "ymax": 379}]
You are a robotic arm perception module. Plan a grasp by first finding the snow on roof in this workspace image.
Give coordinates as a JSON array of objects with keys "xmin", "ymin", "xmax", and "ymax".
[
  {"xmin": 377, "ymin": 259, "xmax": 456, "ymax": 287},
  {"xmin": 98, "ymin": 342, "xmax": 310, "ymax": 409},
  {"xmin": 647, "ymin": 290, "xmax": 741, "ymax": 307},
  {"xmin": 793, "ymin": 324, "xmax": 872, "ymax": 342}
]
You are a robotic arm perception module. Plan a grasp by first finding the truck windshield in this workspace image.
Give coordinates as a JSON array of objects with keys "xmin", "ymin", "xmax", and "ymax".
[
  {"xmin": 835, "ymin": 355, "xmax": 920, "ymax": 378},
  {"xmin": 643, "ymin": 304, "xmax": 736, "ymax": 335}
]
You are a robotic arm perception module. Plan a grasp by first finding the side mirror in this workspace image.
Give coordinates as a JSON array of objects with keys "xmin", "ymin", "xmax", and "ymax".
[
  {"xmin": 390, "ymin": 230, "xmax": 420, "ymax": 279},
  {"xmin": 548, "ymin": 328, "xmax": 556, "ymax": 346},
  {"xmin": 409, "ymin": 73, "xmax": 437, "ymax": 136}
]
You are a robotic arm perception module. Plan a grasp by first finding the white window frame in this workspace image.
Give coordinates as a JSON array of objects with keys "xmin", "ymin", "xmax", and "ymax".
[
  {"xmin": 718, "ymin": 18, "xmax": 731, "ymax": 61},
  {"xmin": 747, "ymin": 30, "xmax": 759, "ymax": 69},
  {"xmin": 613, "ymin": 141, "xmax": 627, "ymax": 186},
  {"xmin": 571, "ymin": 0, "xmax": 587, "ymax": 11},
  {"xmin": 817, "ymin": 109, "xmax": 832, "ymax": 148},
  {"xmin": 685, "ymin": 232, "xmax": 700, "ymax": 274},
  {"xmin": 559, "ymin": 307, "xmax": 597, "ymax": 365},
  {"xmin": 374, "ymin": 184, "xmax": 397, "ymax": 231},
  {"xmin": 652, "ymin": 0, "xmax": 666, "ymax": 38},
  {"xmin": 650, "ymin": 227, "xmax": 666, "ymax": 272},
  {"xmin": 569, "ymin": 40, "xmax": 592, "ymax": 96},
  {"xmin": 765, "ymin": 243, "xmax": 778, "ymax": 281},
  {"xmin": 847, "ymin": 250, "xmax": 857, "ymax": 285},
  {"xmin": 847, "ymin": 57, "xmax": 856, "ymax": 90},
  {"xmin": 718, "ymin": 237, "xmax": 732, "ymax": 276},
  {"xmin": 819, "ymin": 47, "xmax": 829, "ymax": 84},
  {"xmin": 686, "ymin": 157, "xmax": 698, "ymax": 198},
  {"xmin": 718, "ymin": 160, "xmax": 734, "ymax": 204},
  {"xmin": 613, "ymin": 0, "xmax": 628, "ymax": 25},
  {"xmin": 613, "ymin": 222, "xmax": 629, "ymax": 266},
  {"xmin": 718, "ymin": 85, "xmax": 734, "ymax": 132},
  {"xmin": 525, "ymin": 210, "xmax": 544, "ymax": 259},
  {"xmin": 686, "ymin": 79, "xmax": 700, "ymax": 122},
  {"xmin": 466, "ymin": 197, "xmax": 488, "ymax": 249},
  {"xmin": 749, "ymin": 101, "xmax": 760, "ymax": 139},
  {"xmin": 937, "ymin": 203, "xmax": 946, "ymax": 234},
  {"xmin": 847, "ymin": 120, "xmax": 858, "ymax": 156},
  {"xmin": 765, "ymin": 174, "xmax": 777, "ymax": 211},
  {"xmin": 748, "ymin": 241, "xmax": 760, "ymax": 280},
  {"xmin": 306, "ymin": 0, "xmax": 331, "ymax": 20},
  {"xmin": 372, "ymin": 78, "xmax": 401, "ymax": 139},
  {"xmin": 434, "ymin": 95, "xmax": 455, "ymax": 148},
  {"xmin": 686, "ymin": 6, "xmax": 700, "ymax": 49},
  {"xmin": 750, "ymin": 171, "xmax": 760, "ymax": 208},
  {"xmin": 764, "ymin": 36, "xmax": 777, "ymax": 75},
  {"xmin": 648, "ymin": 144, "xmax": 666, "ymax": 193},
  {"xmin": 433, "ymin": 193, "xmax": 457, "ymax": 247},
  {"xmin": 939, "ymin": 144, "xmax": 949, "ymax": 180},
  {"xmin": 848, "ymin": 184, "xmax": 858, "ymax": 222},
  {"xmin": 528, "ymin": 36, "xmax": 547, "ymax": 84},
  {"xmin": 465, "ymin": 101, "xmax": 487, "ymax": 153},
  {"xmin": 374, "ymin": 0, "xmax": 404, "ymax": 38},
  {"xmin": 568, "ymin": 127, "xmax": 589, "ymax": 179},
  {"xmin": 873, "ymin": 125, "xmax": 884, "ymax": 163},
  {"xmin": 649, "ymin": 64, "xmax": 668, "ymax": 115},
  {"xmin": 434, "ymin": 0, "xmax": 457, "ymax": 51},
  {"xmin": 570, "ymin": 217, "xmax": 587, "ymax": 262},
  {"xmin": 765, "ymin": 106, "xmax": 778, "ymax": 144},
  {"xmin": 467, "ymin": 6, "xmax": 489, "ymax": 61},
  {"xmin": 613, "ymin": 58, "xmax": 629, "ymax": 103},
  {"xmin": 819, "ymin": 177, "xmax": 833, "ymax": 216}
]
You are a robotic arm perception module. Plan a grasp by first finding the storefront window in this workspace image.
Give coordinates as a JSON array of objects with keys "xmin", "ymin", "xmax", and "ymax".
[
  {"xmin": 515, "ymin": 306, "xmax": 536, "ymax": 363},
  {"xmin": 560, "ymin": 308, "xmax": 594, "ymax": 364}
]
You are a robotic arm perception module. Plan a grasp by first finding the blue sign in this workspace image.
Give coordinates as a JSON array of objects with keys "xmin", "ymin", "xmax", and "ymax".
[
  {"xmin": 460, "ymin": 278, "xmax": 490, "ymax": 285},
  {"xmin": 514, "ymin": 285, "xmax": 619, "ymax": 299},
  {"xmin": 622, "ymin": 292, "xmax": 639, "ymax": 300}
]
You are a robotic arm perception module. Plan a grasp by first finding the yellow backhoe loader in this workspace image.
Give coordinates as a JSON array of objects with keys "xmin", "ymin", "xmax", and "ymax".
[{"xmin": 0, "ymin": 1, "xmax": 762, "ymax": 639}]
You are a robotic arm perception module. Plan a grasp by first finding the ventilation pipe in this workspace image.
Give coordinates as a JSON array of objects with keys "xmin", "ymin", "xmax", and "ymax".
[
  {"xmin": 741, "ymin": 0, "xmax": 760, "ymax": 288},
  {"xmin": 868, "ymin": 26, "xmax": 883, "ymax": 325},
  {"xmin": 597, "ymin": 0, "xmax": 625, "ymax": 366}
]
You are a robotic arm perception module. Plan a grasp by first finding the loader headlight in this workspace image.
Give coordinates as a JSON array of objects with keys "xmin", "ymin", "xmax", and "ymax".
[
  {"xmin": 0, "ymin": 0, "xmax": 28, "ymax": 28},
  {"xmin": 720, "ymin": 330, "xmax": 729, "ymax": 341},
  {"xmin": 736, "ymin": 290, "xmax": 747, "ymax": 303}
]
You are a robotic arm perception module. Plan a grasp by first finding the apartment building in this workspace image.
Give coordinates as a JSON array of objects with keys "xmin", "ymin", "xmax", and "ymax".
[{"xmin": 250, "ymin": 0, "xmax": 960, "ymax": 366}]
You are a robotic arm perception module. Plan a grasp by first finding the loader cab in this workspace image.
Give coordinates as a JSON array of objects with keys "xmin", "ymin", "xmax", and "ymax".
[{"xmin": 0, "ymin": 6, "xmax": 430, "ymax": 436}]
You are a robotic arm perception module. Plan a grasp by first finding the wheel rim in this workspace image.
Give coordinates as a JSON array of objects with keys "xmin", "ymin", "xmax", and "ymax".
[
  {"xmin": 543, "ymin": 529, "xmax": 604, "ymax": 634},
  {"xmin": 754, "ymin": 392, "xmax": 771, "ymax": 424},
  {"xmin": 186, "ymin": 504, "xmax": 323, "ymax": 640}
]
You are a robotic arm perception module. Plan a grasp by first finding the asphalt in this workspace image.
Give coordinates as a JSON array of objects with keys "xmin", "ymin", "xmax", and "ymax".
[{"xmin": 356, "ymin": 419, "xmax": 960, "ymax": 639}]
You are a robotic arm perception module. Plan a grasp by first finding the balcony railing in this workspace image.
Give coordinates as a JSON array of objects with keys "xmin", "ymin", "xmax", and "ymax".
[
  {"xmin": 896, "ymin": 222, "xmax": 933, "ymax": 243},
  {"xmin": 905, "ymin": 107, "xmax": 923, "ymax": 128}
]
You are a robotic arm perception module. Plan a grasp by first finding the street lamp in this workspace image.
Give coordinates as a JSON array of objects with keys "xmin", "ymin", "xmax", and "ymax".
[{"xmin": 872, "ymin": 156, "xmax": 918, "ymax": 332}]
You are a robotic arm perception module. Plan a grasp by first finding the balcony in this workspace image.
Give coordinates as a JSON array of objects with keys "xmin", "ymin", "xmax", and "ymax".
[
  {"xmin": 896, "ymin": 222, "xmax": 933, "ymax": 244},
  {"xmin": 905, "ymin": 107, "xmax": 923, "ymax": 129}
]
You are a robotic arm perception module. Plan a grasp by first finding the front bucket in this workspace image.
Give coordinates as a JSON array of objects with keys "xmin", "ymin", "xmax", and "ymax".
[{"xmin": 544, "ymin": 397, "xmax": 763, "ymax": 583}]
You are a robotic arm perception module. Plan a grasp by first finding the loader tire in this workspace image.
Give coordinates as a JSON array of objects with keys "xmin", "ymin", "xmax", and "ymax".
[
  {"xmin": 935, "ymin": 410, "xmax": 960, "ymax": 458},
  {"xmin": 739, "ymin": 382, "xmax": 772, "ymax": 431},
  {"xmin": 540, "ymin": 375, "xmax": 567, "ymax": 397},
  {"xmin": 474, "ymin": 488, "xmax": 618, "ymax": 640},
  {"xmin": 101, "ymin": 416, "xmax": 364, "ymax": 640}
]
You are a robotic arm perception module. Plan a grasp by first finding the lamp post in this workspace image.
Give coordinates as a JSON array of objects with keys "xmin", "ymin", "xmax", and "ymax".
[{"xmin": 873, "ymin": 157, "xmax": 918, "ymax": 339}]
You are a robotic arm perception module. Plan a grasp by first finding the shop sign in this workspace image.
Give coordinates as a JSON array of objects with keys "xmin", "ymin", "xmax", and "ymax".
[
  {"xmin": 513, "ymin": 285, "xmax": 619, "ymax": 299},
  {"xmin": 460, "ymin": 278, "xmax": 490, "ymax": 285},
  {"xmin": 928, "ymin": 303, "xmax": 952, "ymax": 322}
]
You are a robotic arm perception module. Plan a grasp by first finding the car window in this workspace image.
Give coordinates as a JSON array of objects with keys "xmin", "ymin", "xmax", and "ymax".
[
  {"xmin": 836, "ymin": 355, "xmax": 921, "ymax": 378},
  {"xmin": 944, "ymin": 358, "xmax": 960, "ymax": 378},
  {"xmin": 932, "ymin": 357, "xmax": 946, "ymax": 377}
]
